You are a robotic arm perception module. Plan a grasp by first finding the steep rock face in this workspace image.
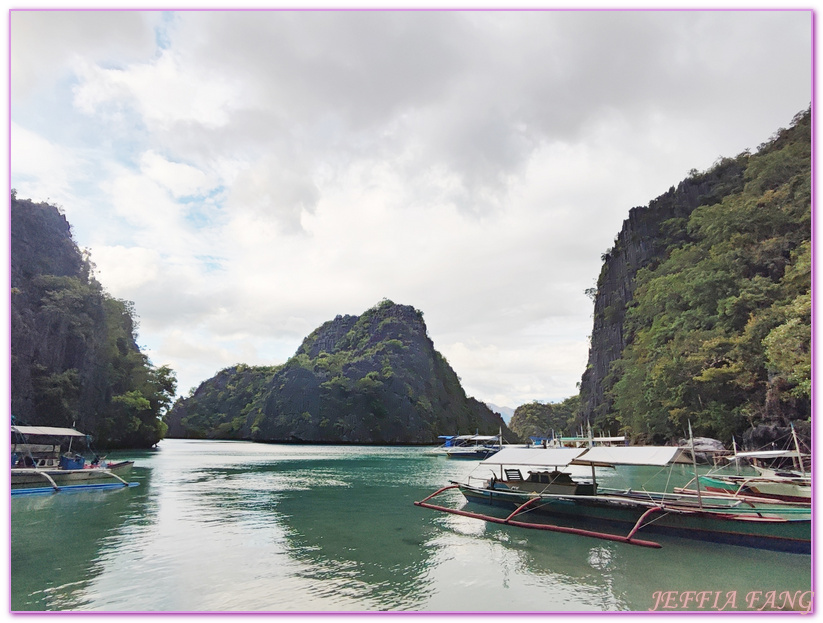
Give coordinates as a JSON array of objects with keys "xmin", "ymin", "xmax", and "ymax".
[
  {"xmin": 11, "ymin": 197, "xmax": 108, "ymax": 426},
  {"xmin": 165, "ymin": 300, "xmax": 512, "ymax": 443},
  {"xmin": 578, "ymin": 109, "xmax": 810, "ymax": 446},
  {"xmin": 578, "ymin": 159, "xmax": 746, "ymax": 426},
  {"xmin": 11, "ymin": 195, "xmax": 174, "ymax": 447}
]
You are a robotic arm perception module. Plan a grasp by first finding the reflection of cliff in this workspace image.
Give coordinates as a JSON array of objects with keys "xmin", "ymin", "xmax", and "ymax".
[
  {"xmin": 251, "ymin": 452, "xmax": 443, "ymax": 609},
  {"xmin": 10, "ymin": 482, "xmax": 142, "ymax": 610}
]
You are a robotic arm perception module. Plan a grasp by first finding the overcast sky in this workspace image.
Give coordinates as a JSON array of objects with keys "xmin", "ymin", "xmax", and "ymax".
[{"xmin": 9, "ymin": 9, "xmax": 812, "ymax": 409}]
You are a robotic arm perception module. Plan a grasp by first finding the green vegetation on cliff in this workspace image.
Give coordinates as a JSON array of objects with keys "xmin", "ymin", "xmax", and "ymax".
[
  {"xmin": 165, "ymin": 364, "xmax": 281, "ymax": 439},
  {"xmin": 165, "ymin": 300, "xmax": 511, "ymax": 443},
  {"xmin": 11, "ymin": 194, "xmax": 176, "ymax": 448},
  {"xmin": 508, "ymin": 396, "xmax": 580, "ymax": 441},
  {"xmin": 596, "ymin": 109, "xmax": 811, "ymax": 444}
]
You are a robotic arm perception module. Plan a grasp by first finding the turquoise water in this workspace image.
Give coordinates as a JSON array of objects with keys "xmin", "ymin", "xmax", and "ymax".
[{"xmin": 10, "ymin": 439, "xmax": 812, "ymax": 612}]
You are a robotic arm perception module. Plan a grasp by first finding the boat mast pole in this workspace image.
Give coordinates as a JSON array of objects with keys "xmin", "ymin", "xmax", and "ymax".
[
  {"xmin": 790, "ymin": 422, "xmax": 805, "ymax": 477},
  {"xmin": 689, "ymin": 421, "xmax": 703, "ymax": 510},
  {"xmin": 587, "ymin": 421, "xmax": 597, "ymax": 487},
  {"xmin": 732, "ymin": 437, "xmax": 740, "ymax": 475}
]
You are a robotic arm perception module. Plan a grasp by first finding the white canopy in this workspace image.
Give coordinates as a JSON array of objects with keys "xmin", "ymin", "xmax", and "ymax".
[
  {"xmin": 12, "ymin": 425, "xmax": 87, "ymax": 438},
  {"xmin": 571, "ymin": 446, "xmax": 690, "ymax": 467},
  {"xmin": 455, "ymin": 435, "xmax": 499, "ymax": 442},
  {"xmin": 733, "ymin": 450, "xmax": 804, "ymax": 459},
  {"xmin": 480, "ymin": 447, "xmax": 587, "ymax": 468}
]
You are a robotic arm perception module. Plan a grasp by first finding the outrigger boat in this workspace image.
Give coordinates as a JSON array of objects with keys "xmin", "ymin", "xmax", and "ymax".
[
  {"xmin": 688, "ymin": 426, "xmax": 811, "ymax": 504},
  {"xmin": 414, "ymin": 444, "xmax": 810, "ymax": 553},
  {"xmin": 11, "ymin": 425, "xmax": 138, "ymax": 494},
  {"xmin": 694, "ymin": 454, "xmax": 811, "ymax": 504}
]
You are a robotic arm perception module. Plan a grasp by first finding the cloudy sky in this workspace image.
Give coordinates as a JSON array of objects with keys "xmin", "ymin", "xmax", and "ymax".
[{"xmin": 9, "ymin": 9, "xmax": 812, "ymax": 409}]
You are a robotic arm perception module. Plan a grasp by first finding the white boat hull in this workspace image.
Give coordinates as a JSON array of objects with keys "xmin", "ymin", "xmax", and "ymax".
[{"xmin": 11, "ymin": 461, "xmax": 134, "ymax": 488}]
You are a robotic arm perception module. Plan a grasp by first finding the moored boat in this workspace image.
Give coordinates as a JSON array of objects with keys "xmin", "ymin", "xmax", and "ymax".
[
  {"xmin": 426, "ymin": 432, "xmax": 503, "ymax": 459},
  {"xmin": 414, "ymin": 445, "xmax": 810, "ymax": 554},
  {"xmin": 696, "ymin": 472, "xmax": 811, "ymax": 504},
  {"xmin": 445, "ymin": 435, "xmax": 502, "ymax": 459},
  {"xmin": 692, "ymin": 426, "xmax": 811, "ymax": 504},
  {"xmin": 11, "ymin": 425, "xmax": 138, "ymax": 494}
]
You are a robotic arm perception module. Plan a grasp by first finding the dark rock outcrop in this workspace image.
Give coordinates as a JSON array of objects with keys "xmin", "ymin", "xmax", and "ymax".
[
  {"xmin": 164, "ymin": 300, "xmax": 512, "ymax": 444},
  {"xmin": 11, "ymin": 196, "xmax": 107, "ymax": 426},
  {"xmin": 578, "ymin": 158, "xmax": 747, "ymax": 428},
  {"xmin": 11, "ymin": 194, "xmax": 173, "ymax": 447}
]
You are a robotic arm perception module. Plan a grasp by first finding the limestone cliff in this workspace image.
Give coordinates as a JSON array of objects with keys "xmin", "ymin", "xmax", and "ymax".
[
  {"xmin": 578, "ymin": 109, "xmax": 810, "ymax": 445},
  {"xmin": 164, "ymin": 300, "xmax": 512, "ymax": 444},
  {"xmin": 11, "ymin": 194, "xmax": 175, "ymax": 447},
  {"xmin": 578, "ymin": 158, "xmax": 746, "ymax": 426}
]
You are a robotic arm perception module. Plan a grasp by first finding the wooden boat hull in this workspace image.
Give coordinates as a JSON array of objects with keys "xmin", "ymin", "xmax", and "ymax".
[
  {"xmin": 11, "ymin": 461, "xmax": 134, "ymax": 488},
  {"xmin": 459, "ymin": 484, "xmax": 810, "ymax": 554},
  {"xmin": 699, "ymin": 475, "xmax": 811, "ymax": 504}
]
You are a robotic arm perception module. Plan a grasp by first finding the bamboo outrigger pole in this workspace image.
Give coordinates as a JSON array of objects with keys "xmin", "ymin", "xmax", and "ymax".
[{"xmin": 413, "ymin": 486, "xmax": 662, "ymax": 548}]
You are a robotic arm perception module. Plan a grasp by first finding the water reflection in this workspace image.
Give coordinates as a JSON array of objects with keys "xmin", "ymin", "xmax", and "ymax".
[
  {"xmin": 11, "ymin": 473, "xmax": 148, "ymax": 610},
  {"xmin": 434, "ymin": 495, "xmax": 811, "ymax": 612},
  {"xmin": 10, "ymin": 440, "xmax": 812, "ymax": 612}
]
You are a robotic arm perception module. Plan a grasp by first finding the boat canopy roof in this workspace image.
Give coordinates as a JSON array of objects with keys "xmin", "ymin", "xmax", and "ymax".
[
  {"xmin": 557, "ymin": 435, "xmax": 627, "ymax": 443},
  {"xmin": 479, "ymin": 445, "xmax": 690, "ymax": 469},
  {"xmin": 12, "ymin": 425, "xmax": 87, "ymax": 438},
  {"xmin": 571, "ymin": 446, "xmax": 690, "ymax": 467},
  {"xmin": 733, "ymin": 450, "xmax": 805, "ymax": 460},
  {"xmin": 480, "ymin": 447, "xmax": 587, "ymax": 467},
  {"xmin": 456, "ymin": 435, "xmax": 499, "ymax": 441}
]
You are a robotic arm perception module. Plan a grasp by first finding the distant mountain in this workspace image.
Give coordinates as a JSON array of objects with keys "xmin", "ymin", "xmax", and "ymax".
[
  {"xmin": 485, "ymin": 403, "xmax": 514, "ymax": 424},
  {"xmin": 165, "ymin": 300, "xmax": 514, "ymax": 444}
]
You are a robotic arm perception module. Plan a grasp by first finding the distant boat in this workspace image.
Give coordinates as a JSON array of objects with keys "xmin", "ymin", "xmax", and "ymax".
[
  {"xmin": 425, "ymin": 433, "xmax": 503, "ymax": 459},
  {"xmin": 11, "ymin": 425, "xmax": 137, "ymax": 494},
  {"xmin": 445, "ymin": 435, "xmax": 502, "ymax": 459},
  {"xmin": 695, "ymin": 472, "xmax": 811, "ymax": 504},
  {"xmin": 415, "ymin": 445, "xmax": 810, "ymax": 554}
]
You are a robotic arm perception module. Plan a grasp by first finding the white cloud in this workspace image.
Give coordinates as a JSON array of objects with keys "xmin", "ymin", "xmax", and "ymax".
[
  {"xmin": 73, "ymin": 49, "xmax": 244, "ymax": 130},
  {"xmin": 92, "ymin": 245, "xmax": 162, "ymax": 290},
  {"xmin": 11, "ymin": 122, "xmax": 80, "ymax": 201},
  {"xmin": 11, "ymin": 10, "xmax": 158, "ymax": 100},
  {"xmin": 10, "ymin": 9, "xmax": 812, "ymax": 406},
  {"xmin": 139, "ymin": 151, "xmax": 214, "ymax": 198}
]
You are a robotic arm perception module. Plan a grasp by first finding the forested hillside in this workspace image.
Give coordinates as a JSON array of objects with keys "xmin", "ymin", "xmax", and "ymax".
[
  {"xmin": 10, "ymin": 194, "xmax": 176, "ymax": 448},
  {"xmin": 508, "ymin": 396, "xmax": 580, "ymax": 441},
  {"xmin": 581, "ymin": 109, "xmax": 811, "ymax": 444},
  {"xmin": 165, "ymin": 300, "xmax": 512, "ymax": 443}
]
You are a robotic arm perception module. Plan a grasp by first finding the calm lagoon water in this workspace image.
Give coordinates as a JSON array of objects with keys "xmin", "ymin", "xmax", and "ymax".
[{"xmin": 10, "ymin": 439, "xmax": 812, "ymax": 612}]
